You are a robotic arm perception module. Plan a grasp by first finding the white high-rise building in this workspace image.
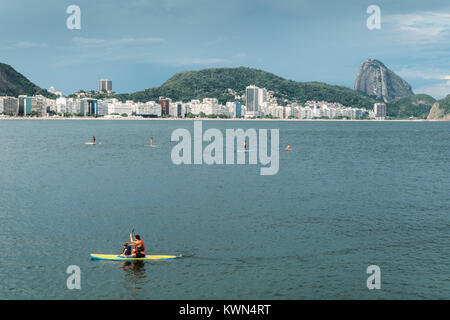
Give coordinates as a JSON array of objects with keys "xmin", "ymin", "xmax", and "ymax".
[
  {"xmin": 31, "ymin": 95, "xmax": 47, "ymax": 116},
  {"xmin": 67, "ymin": 98, "xmax": 82, "ymax": 115},
  {"xmin": 374, "ymin": 103, "xmax": 387, "ymax": 120},
  {"xmin": 147, "ymin": 102, "xmax": 162, "ymax": 117},
  {"xmin": 98, "ymin": 79, "xmax": 112, "ymax": 93},
  {"xmin": 169, "ymin": 102, "xmax": 184, "ymax": 118},
  {"xmin": 245, "ymin": 85, "xmax": 267, "ymax": 117},
  {"xmin": 246, "ymin": 85, "xmax": 259, "ymax": 113},
  {"xmin": 0, "ymin": 96, "xmax": 19, "ymax": 115},
  {"xmin": 258, "ymin": 88, "xmax": 267, "ymax": 107},
  {"xmin": 97, "ymin": 101, "xmax": 109, "ymax": 116},
  {"xmin": 134, "ymin": 101, "xmax": 161, "ymax": 117},
  {"xmin": 56, "ymin": 97, "xmax": 67, "ymax": 114},
  {"xmin": 107, "ymin": 100, "xmax": 133, "ymax": 115}
]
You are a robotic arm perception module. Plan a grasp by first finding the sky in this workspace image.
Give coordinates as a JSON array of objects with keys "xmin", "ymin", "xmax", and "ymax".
[{"xmin": 0, "ymin": 0, "xmax": 449, "ymax": 98}]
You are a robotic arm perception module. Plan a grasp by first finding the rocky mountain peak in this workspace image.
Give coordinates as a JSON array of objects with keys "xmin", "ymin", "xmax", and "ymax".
[{"xmin": 354, "ymin": 59, "xmax": 414, "ymax": 102}]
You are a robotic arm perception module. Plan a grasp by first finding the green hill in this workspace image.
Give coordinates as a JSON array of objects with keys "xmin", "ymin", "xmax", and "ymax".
[
  {"xmin": 118, "ymin": 67, "xmax": 377, "ymax": 108},
  {"xmin": 0, "ymin": 63, "xmax": 55, "ymax": 98},
  {"xmin": 437, "ymin": 95, "xmax": 450, "ymax": 115},
  {"xmin": 427, "ymin": 95, "xmax": 450, "ymax": 120},
  {"xmin": 386, "ymin": 94, "xmax": 436, "ymax": 119}
]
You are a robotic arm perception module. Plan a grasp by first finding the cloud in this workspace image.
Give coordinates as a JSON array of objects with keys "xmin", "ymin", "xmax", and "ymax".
[
  {"xmin": 54, "ymin": 35, "xmax": 231, "ymax": 67},
  {"xmin": 13, "ymin": 41, "xmax": 48, "ymax": 49},
  {"xmin": 0, "ymin": 41, "xmax": 48, "ymax": 50},
  {"xmin": 72, "ymin": 37, "xmax": 164, "ymax": 48},
  {"xmin": 397, "ymin": 68, "xmax": 450, "ymax": 81},
  {"xmin": 56, "ymin": 36, "xmax": 164, "ymax": 65},
  {"xmin": 235, "ymin": 52, "xmax": 247, "ymax": 58},
  {"xmin": 416, "ymin": 81, "xmax": 450, "ymax": 99},
  {"xmin": 397, "ymin": 67, "xmax": 450, "ymax": 99},
  {"xmin": 165, "ymin": 57, "xmax": 231, "ymax": 66},
  {"xmin": 56, "ymin": 46, "xmax": 230, "ymax": 67},
  {"xmin": 384, "ymin": 11, "xmax": 450, "ymax": 43},
  {"xmin": 126, "ymin": 0, "xmax": 209, "ymax": 13}
]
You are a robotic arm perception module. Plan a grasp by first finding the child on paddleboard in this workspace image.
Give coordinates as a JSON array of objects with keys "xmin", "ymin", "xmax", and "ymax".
[{"xmin": 120, "ymin": 242, "xmax": 132, "ymax": 257}]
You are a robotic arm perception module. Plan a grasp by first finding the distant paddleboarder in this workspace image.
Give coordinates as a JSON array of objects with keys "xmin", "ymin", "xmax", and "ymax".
[
  {"xmin": 285, "ymin": 144, "xmax": 291, "ymax": 151},
  {"xmin": 92, "ymin": 136, "xmax": 96, "ymax": 144},
  {"xmin": 150, "ymin": 137, "xmax": 154, "ymax": 147},
  {"xmin": 244, "ymin": 140, "xmax": 248, "ymax": 151}
]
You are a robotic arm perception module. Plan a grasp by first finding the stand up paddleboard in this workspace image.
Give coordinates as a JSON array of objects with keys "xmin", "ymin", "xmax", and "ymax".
[
  {"xmin": 237, "ymin": 149, "xmax": 255, "ymax": 153},
  {"xmin": 90, "ymin": 253, "xmax": 177, "ymax": 261}
]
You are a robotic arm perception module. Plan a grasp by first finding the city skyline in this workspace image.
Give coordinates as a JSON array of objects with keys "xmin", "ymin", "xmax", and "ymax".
[
  {"xmin": 0, "ymin": 0, "xmax": 449, "ymax": 98},
  {"xmin": 0, "ymin": 83, "xmax": 375, "ymax": 120}
]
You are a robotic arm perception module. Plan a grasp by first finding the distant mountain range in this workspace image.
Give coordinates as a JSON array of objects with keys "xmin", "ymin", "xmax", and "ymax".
[
  {"xmin": 0, "ymin": 63, "xmax": 55, "ymax": 98},
  {"xmin": 0, "ymin": 60, "xmax": 448, "ymax": 119},
  {"xmin": 116, "ymin": 67, "xmax": 376, "ymax": 108}
]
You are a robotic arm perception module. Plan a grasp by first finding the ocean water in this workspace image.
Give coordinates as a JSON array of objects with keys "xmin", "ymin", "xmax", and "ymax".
[{"xmin": 0, "ymin": 119, "xmax": 449, "ymax": 300}]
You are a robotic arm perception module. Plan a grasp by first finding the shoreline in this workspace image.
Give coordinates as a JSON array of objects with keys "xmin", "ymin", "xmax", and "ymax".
[{"xmin": 0, "ymin": 116, "xmax": 445, "ymax": 122}]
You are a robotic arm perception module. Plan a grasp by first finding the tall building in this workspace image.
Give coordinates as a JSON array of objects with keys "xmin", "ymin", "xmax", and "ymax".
[
  {"xmin": 56, "ymin": 97, "xmax": 67, "ymax": 114},
  {"xmin": 245, "ymin": 85, "xmax": 266, "ymax": 117},
  {"xmin": 258, "ymin": 88, "xmax": 267, "ymax": 107},
  {"xmin": 374, "ymin": 103, "xmax": 387, "ymax": 120},
  {"xmin": 31, "ymin": 95, "xmax": 48, "ymax": 116},
  {"xmin": 80, "ymin": 99, "xmax": 98, "ymax": 116},
  {"xmin": 18, "ymin": 95, "xmax": 32, "ymax": 116},
  {"xmin": 159, "ymin": 97, "xmax": 171, "ymax": 116},
  {"xmin": 97, "ymin": 101, "xmax": 109, "ymax": 116},
  {"xmin": 232, "ymin": 102, "xmax": 242, "ymax": 117},
  {"xmin": 246, "ymin": 85, "xmax": 259, "ymax": 112},
  {"xmin": 169, "ymin": 102, "xmax": 183, "ymax": 118},
  {"xmin": 0, "ymin": 96, "xmax": 19, "ymax": 115},
  {"xmin": 98, "ymin": 79, "xmax": 112, "ymax": 93},
  {"xmin": 67, "ymin": 98, "xmax": 82, "ymax": 115}
]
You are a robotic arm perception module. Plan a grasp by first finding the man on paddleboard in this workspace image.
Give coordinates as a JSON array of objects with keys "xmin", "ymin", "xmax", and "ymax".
[{"xmin": 130, "ymin": 232, "xmax": 146, "ymax": 258}]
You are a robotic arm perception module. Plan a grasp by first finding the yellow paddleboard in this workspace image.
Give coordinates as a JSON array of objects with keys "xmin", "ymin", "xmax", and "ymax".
[{"xmin": 90, "ymin": 253, "xmax": 177, "ymax": 261}]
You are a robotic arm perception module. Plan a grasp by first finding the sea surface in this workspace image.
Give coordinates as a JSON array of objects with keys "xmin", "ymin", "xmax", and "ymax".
[{"xmin": 0, "ymin": 119, "xmax": 449, "ymax": 299}]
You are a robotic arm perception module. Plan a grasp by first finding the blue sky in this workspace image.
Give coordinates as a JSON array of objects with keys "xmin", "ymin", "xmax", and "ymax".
[{"xmin": 1, "ymin": 0, "xmax": 449, "ymax": 98}]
